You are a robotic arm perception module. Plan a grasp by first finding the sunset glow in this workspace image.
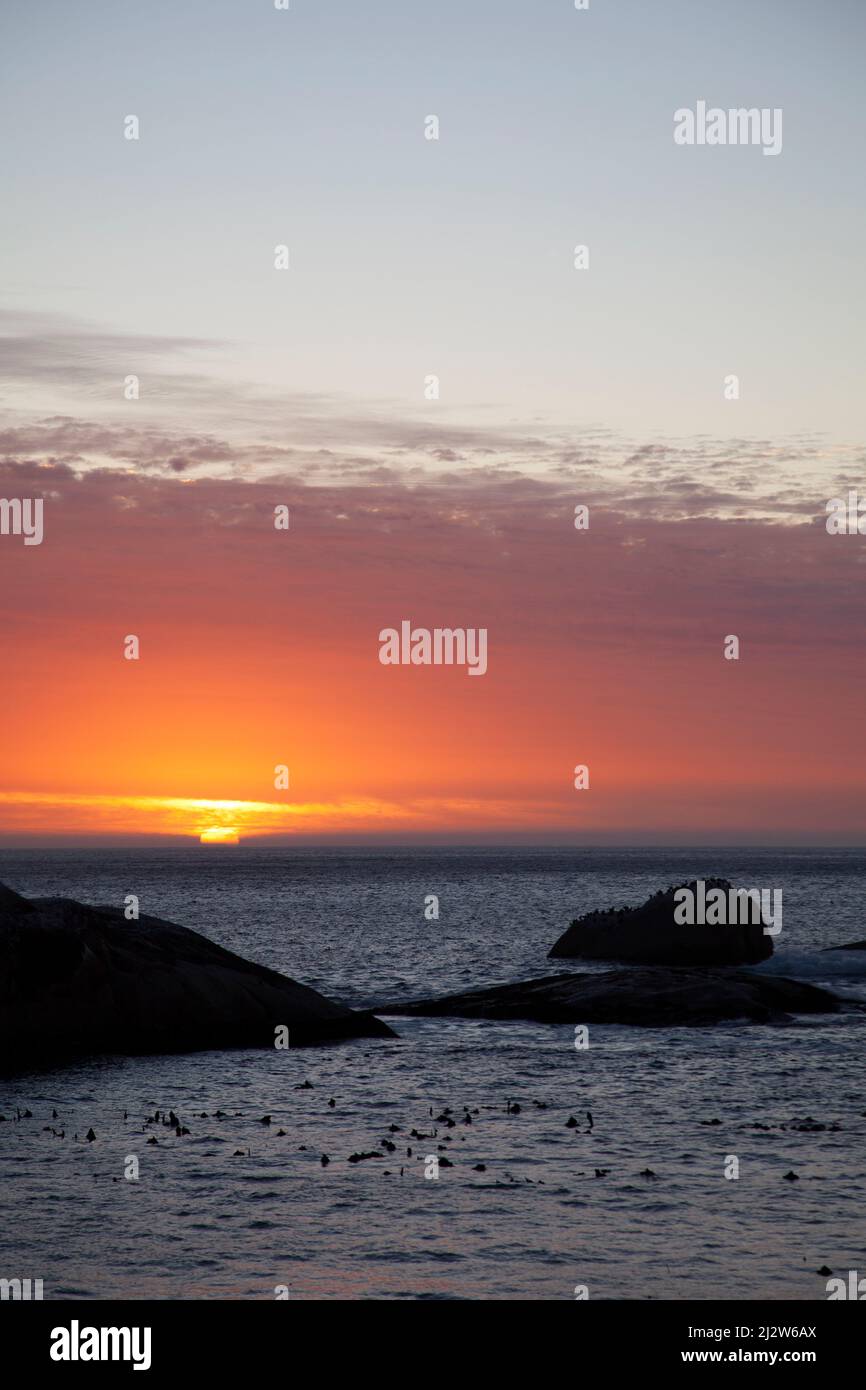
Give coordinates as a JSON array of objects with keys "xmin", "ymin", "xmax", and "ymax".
[{"xmin": 2, "ymin": 455, "xmax": 865, "ymax": 845}]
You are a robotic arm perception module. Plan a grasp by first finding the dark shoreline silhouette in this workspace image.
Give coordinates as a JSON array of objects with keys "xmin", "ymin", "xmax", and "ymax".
[
  {"xmin": 548, "ymin": 879, "xmax": 773, "ymax": 965},
  {"xmin": 378, "ymin": 966, "xmax": 849, "ymax": 1028},
  {"xmin": 0, "ymin": 881, "xmax": 394, "ymax": 1075},
  {"xmin": 2, "ymin": 876, "xmax": 861, "ymax": 1074}
]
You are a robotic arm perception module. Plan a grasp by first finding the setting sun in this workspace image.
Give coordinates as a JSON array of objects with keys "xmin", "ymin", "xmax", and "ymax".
[{"xmin": 199, "ymin": 828, "xmax": 240, "ymax": 845}]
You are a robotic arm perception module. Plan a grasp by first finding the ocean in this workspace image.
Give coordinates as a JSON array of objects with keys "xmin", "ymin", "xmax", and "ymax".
[{"xmin": 1, "ymin": 846, "xmax": 865, "ymax": 1300}]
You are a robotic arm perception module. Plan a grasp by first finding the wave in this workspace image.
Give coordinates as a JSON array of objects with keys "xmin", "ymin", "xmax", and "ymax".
[{"xmin": 758, "ymin": 945, "xmax": 866, "ymax": 984}]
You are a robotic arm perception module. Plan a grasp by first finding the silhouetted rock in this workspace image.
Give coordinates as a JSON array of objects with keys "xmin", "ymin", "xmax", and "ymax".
[
  {"xmin": 379, "ymin": 967, "xmax": 846, "ymax": 1027},
  {"xmin": 548, "ymin": 879, "xmax": 774, "ymax": 965},
  {"xmin": 0, "ymin": 881, "xmax": 395, "ymax": 1074},
  {"xmin": 823, "ymin": 940, "xmax": 866, "ymax": 951}
]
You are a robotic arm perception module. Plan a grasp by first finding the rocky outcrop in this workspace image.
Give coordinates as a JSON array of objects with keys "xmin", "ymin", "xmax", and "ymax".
[
  {"xmin": 0, "ymin": 882, "xmax": 394, "ymax": 1074},
  {"xmin": 548, "ymin": 879, "xmax": 773, "ymax": 965},
  {"xmin": 823, "ymin": 940, "xmax": 866, "ymax": 952},
  {"xmin": 380, "ymin": 967, "xmax": 844, "ymax": 1027}
]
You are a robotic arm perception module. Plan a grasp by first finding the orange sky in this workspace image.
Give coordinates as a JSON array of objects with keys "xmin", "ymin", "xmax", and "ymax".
[{"xmin": 2, "ymin": 455, "xmax": 864, "ymax": 845}]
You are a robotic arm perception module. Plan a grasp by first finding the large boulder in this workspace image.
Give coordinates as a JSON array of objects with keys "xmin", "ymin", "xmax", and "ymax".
[
  {"xmin": 0, "ymin": 881, "xmax": 394, "ymax": 1074},
  {"xmin": 548, "ymin": 879, "xmax": 773, "ymax": 965},
  {"xmin": 380, "ymin": 967, "xmax": 845, "ymax": 1028}
]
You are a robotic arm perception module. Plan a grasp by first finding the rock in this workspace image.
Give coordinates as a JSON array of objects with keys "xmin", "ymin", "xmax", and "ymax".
[
  {"xmin": 548, "ymin": 879, "xmax": 773, "ymax": 965},
  {"xmin": 823, "ymin": 940, "xmax": 866, "ymax": 951},
  {"xmin": 0, "ymin": 880, "xmax": 395, "ymax": 1075},
  {"xmin": 379, "ymin": 966, "xmax": 848, "ymax": 1028}
]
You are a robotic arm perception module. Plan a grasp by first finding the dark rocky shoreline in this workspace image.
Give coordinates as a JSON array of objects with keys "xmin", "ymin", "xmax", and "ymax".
[
  {"xmin": 548, "ymin": 878, "xmax": 774, "ymax": 965},
  {"xmin": 378, "ymin": 966, "xmax": 850, "ymax": 1028},
  {"xmin": 2, "ymin": 876, "xmax": 862, "ymax": 1074},
  {"xmin": 0, "ymin": 881, "xmax": 393, "ymax": 1075}
]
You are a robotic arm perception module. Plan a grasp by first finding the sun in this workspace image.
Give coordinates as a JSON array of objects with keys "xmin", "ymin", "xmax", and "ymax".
[{"xmin": 199, "ymin": 828, "xmax": 240, "ymax": 845}]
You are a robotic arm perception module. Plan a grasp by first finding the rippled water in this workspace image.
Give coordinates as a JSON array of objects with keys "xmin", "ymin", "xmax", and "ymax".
[{"xmin": 1, "ymin": 847, "xmax": 865, "ymax": 1300}]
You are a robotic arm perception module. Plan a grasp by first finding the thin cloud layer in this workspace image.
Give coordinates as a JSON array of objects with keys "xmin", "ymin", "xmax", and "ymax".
[{"xmin": 2, "ymin": 309, "xmax": 863, "ymax": 514}]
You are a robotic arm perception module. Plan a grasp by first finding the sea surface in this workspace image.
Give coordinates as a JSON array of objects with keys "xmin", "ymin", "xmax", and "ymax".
[{"xmin": 1, "ymin": 846, "xmax": 865, "ymax": 1301}]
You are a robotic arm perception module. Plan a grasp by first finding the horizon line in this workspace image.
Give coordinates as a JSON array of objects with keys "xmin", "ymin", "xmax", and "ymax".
[{"xmin": 1, "ymin": 836, "xmax": 865, "ymax": 852}]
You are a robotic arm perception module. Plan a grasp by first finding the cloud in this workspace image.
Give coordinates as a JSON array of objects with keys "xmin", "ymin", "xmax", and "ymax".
[{"xmin": 3, "ymin": 308, "xmax": 863, "ymax": 515}]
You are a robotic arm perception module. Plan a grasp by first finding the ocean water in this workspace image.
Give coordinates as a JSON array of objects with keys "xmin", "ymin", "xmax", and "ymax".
[{"xmin": 1, "ymin": 846, "xmax": 865, "ymax": 1301}]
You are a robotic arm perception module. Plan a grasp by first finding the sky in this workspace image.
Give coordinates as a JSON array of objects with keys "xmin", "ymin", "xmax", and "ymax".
[{"xmin": 1, "ymin": 0, "xmax": 865, "ymax": 845}]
